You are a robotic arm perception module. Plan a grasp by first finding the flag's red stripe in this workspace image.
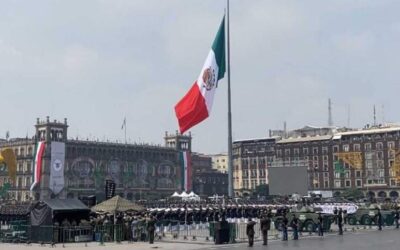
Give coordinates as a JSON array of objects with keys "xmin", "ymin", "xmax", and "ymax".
[
  {"xmin": 36, "ymin": 143, "xmax": 46, "ymax": 184},
  {"xmin": 175, "ymin": 81, "xmax": 209, "ymax": 134}
]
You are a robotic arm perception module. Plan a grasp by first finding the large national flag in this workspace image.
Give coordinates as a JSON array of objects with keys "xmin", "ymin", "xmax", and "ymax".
[
  {"xmin": 175, "ymin": 16, "xmax": 226, "ymax": 134},
  {"xmin": 30, "ymin": 141, "xmax": 46, "ymax": 191}
]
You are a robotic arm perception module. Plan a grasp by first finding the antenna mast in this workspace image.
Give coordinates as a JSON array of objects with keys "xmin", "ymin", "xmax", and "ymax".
[{"xmin": 328, "ymin": 98, "xmax": 333, "ymax": 127}]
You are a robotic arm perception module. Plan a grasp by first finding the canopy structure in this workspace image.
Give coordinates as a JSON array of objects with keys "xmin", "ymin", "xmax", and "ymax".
[
  {"xmin": 31, "ymin": 199, "xmax": 90, "ymax": 226},
  {"xmin": 30, "ymin": 199, "xmax": 90, "ymax": 243},
  {"xmin": 180, "ymin": 191, "xmax": 189, "ymax": 198},
  {"xmin": 188, "ymin": 191, "xmax": 198, "ymax": 197},
  {"xmin": 91, "ymin": 195, "xmax": 145, "ymax": 213},
  {"xmin": 171, "ymin": 192, "xmax": 180, "ymax": 197}
]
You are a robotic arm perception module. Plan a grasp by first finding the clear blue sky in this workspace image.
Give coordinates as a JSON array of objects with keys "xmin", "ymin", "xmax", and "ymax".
[{"xmin": 1, "ymin": 0, "xmax": 400, "ymax": 153}]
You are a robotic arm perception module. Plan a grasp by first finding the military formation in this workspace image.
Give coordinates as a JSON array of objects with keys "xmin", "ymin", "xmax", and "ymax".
[{"xmin": 1, "ymin": 199, "xmax": 400, "ymax": 246}]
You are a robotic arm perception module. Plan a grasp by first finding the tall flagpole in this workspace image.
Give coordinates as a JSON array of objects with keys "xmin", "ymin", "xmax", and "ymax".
[{"xmin": 227, "ymin": 0, "xmax": 234, "ymax": 198}]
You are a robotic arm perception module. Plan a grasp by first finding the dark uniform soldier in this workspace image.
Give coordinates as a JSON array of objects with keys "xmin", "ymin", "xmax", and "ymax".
[
  {"xmin": 147, "ymin": 215, "xmax": 156, "ymax": 244},
  {"xmin": 376, "ymin": 208, "xmax": 383, "ymax": 231},
  {"xmin": 317, "ymin": 213, "xmax": 324, "ymax": 236},
  {"xmin": 338, "ymin": 209, "xmax": 343, "ymax": 235},
  {"xmin": 394, "ymin": 208, "xmax": 400, "ymax": 229},
  {"xmin": 333, "ymin": 207, "xmax": 338, "ymax": 224},
  {"xmin": 291, "ymin": 214, "xmax": 299, "ymax": 240},
  {"xmin": 282, "ymin": 213, "xmax": 289, "ymax": 241},
  {"xmin": 260, "ymin": 214, "xmax": 271, "ymax": 245},
  {"xmin": 246, "ymin": 218, "xmax": 256, "ymax": 247}
]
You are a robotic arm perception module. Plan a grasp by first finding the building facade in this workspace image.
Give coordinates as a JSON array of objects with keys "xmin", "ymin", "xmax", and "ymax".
[
  {"xmin": 0, "ymin": 117, "xmax": 189, "ymax": 201},
  {"xmin": 232, "ymin": 138, "xmax": 275, "ymax": 196},
  {"xmin": 210, "ymin": 153, "xmax": 228, "ymax": 173},
  {"xmin": 233, "ymin": 125, "xmax": 400, "ymax": 198},
  {"xmin": 191, "ymin": 153, "xmax": 228, "ymax": 196}
]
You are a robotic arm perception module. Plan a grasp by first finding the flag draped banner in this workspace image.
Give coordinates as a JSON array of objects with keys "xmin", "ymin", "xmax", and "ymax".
[
  {"xmin": 334, "ymin": 161, "xmax": 345, "ymax": 174},
  {"xmin": 49, "ymin": 141, "xmax": 65, "ymax": 195},
  {"xmin": 30, "ymin": 141, "xmax": 46, "ymax": 191},
  {"xmin": 179, "ymin": 151, "xmax": 192, "ymax": 191},
  {"xmin": 175, "ymin": 16, "xmax": 226, "ymax": 133}
]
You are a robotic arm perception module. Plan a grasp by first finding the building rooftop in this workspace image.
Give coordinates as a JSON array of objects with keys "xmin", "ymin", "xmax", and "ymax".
[
  {"xmin": 233, "ymin": 137, "xmax": 277, "ymax": 143},
  {"xmin": 335, "ymin": 126, "xmax": 400, "ymax": 137},
  {"xmin": 277, "ymin": 135, "xmax": 333, "ymax": 144}
]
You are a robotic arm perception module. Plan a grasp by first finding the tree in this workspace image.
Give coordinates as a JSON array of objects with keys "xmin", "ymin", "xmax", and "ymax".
[
  {"xmin": 253, "ymin": 184, "xmax": 269, "ymax": 196},
  {"xmin": 342, "ymin": 188, "xmax": 364, "ymax": 200}
]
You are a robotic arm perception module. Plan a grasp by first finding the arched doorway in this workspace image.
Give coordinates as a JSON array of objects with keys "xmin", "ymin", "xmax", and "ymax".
[
  {"xmin": 67, "ymin": 192, "xmax": 74, "ymax": 199},
  {"xmin": 389, "ymin": 191, "xmax": 399, "ymax": 198},
  {"xmin": 377, "ymin": 191, "xmax": 387, "ymax": 198},
  {"xmin": 367, "ymin": 191, "xmax": 375, "ymax": 198}
]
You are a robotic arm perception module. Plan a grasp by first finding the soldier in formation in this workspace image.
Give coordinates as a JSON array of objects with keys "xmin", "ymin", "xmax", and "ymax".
[
  {"xmin": 394, "ymin": 208, "xmax": 400, "ymax": 229},
  {"xmin": 260, "ymin": 213, "xmax": 271, "ymax": 245},
  {"xmin": 376, "ymin": 208, "xmax": 383, "ymax": 231},
  {"xmin": 147, "ymin": 215, "xmax": 156, "ymax": 244},
  {"xmin": 337, "ymin": 208, "xmax": 343, "ymax": 235},
  {"xmin": 246, "ymin": 218, "xmax": 256, "ymax": 247},
  {"xmin": 291, "ymin": 214, "xmax": 299, "ymax": 240},
  {"xmin": 317, "ymin": 213, "xmax": 324, "ymax": 236},
  {"xmin": 282, "ymin": 213, "xmax": 288, "ymax": 241}
]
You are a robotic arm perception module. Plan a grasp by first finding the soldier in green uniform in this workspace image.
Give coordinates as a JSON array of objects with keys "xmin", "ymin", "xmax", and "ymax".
[
  {"xmin": 260, "ymin": 214, "xmax": 271, "ymax": 245},
  {"xmin": 246, "ymin": 218, "xmax": 256, "ymax": 247},
  {"xmin": 147, "ymin": 215, "xmax": 156, "ymax": 244}
]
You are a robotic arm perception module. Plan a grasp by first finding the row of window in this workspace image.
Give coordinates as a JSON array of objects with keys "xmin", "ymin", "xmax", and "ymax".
[
  {"xmin": 277, "ymin": 141, "xmax": 398, "ymax": 157},
  {"xmin": 242, "ymin": 169, "xmax": 267, "ymax": 178},
  {"xmin": 241, "ymin": 179, "xmax": 266, "ymax": 189},
  {"xmin": 0, "ymin": 177, "xmax": 32, "ymax": 188}
]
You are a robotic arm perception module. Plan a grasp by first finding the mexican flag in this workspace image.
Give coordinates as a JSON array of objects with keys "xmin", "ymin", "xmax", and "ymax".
[
  {"xmin": 175, "ymin": 16, "xmax": 226, "ymax": 134},
  {"xmin": 30, "ymin": 141, "xmax": 46, "ymax": 191},
  {"xmin": 180, "ymin": 151, "xmax": 192, "ymax": 192}
]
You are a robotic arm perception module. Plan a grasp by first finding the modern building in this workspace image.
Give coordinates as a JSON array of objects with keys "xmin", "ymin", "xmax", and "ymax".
[
  {"xmin": 210, "ymin": 153, "xmax": 228, "ymax": 173},
  {"xmin": 191, "ymin": 153, "xmax": 228, "ymax": 196},
  {"xmin": 192, "ymin": 170, "xmax": 228, "ymax": 197},
  {"xmin": 233, "ymin": 125, "xmax": 400, "ymax": 198},
  {"xmin": 232, "ymin": 138, "xmax": 276, "ymax": 196},
  {"xmin": 0, "ymin": 117, "xmax": 191, "ymax": 201}
]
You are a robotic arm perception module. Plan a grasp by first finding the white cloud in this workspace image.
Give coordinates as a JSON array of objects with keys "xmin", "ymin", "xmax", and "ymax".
[
  {"xmin": 0, "ymin": 40, "xmax": 23, "ymax": 71},
  {"xmin": 1, "ymin": 1, "xmax": 400, "ymax": 154},
  {"xmin": 63, "ymin": 45, "xmax": 99, "ymax": 72},
  {"xmin": 331, "ymin": 32, "xmax": 376, "ymax": 53}
]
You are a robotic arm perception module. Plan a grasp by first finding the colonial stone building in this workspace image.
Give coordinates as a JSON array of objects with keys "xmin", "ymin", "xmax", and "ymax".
[
  {"xmin": 233, "ymin": 125, "xmax": 400, "ymax": 198},
  {"xmin": 0, "ymin": 117, "xmax": 190, "ymax": 201}
]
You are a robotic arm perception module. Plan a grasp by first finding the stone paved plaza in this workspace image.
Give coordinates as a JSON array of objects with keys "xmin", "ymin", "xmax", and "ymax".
[{"xmin": 1, "ymin": 227, "xmax": 400, "ymax": 250}]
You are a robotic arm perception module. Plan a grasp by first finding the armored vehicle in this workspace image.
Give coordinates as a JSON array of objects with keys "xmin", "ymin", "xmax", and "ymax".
[
  {"xmin": 273, "ymin": 206, "xmax": 333, "ymax": 232},
  {"xmin": 346, "ymin": 204, "xmax": 395, "ymax": 226}
]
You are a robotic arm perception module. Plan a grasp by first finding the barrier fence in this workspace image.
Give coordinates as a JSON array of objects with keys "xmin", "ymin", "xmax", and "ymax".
[{"xmin": 1, "ymin": 218, "xmax": 394, "ymax": 244}]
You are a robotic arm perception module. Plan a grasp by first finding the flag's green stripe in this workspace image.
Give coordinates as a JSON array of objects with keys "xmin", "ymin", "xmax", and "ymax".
[{"xmin": 212, "ymin": 16, "xmax": 226, "ymax": 80}]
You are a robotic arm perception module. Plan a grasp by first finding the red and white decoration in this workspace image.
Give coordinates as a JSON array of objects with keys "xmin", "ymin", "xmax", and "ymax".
[{"xmin": 30, "ymin": 141, "xmax": 46, "ymax": 191}]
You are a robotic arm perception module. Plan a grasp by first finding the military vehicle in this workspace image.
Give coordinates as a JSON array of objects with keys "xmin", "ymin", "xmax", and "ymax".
[
  {"xmin": 346, "ymin": 204, "xmax": 395, "ymax": 226},
  {"xmin": 273, "ymin": 207, "xmax": 333, "ymax": 232}
]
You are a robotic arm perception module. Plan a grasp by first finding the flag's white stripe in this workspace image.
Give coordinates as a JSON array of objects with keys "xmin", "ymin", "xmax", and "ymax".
[
  {"xmin": 183, "ymin": 152, "xmax": 188, "ymax": 191},
  {"xmin": 31, "ymin": 141, "xmax": 44, "ymax": 191},
  {"xmin": 195, "ymin": 50, "xmax": 219, "ymax": 114}
]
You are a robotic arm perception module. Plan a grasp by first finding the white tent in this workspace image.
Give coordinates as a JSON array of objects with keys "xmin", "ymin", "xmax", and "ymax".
[
  {"xmin": 188, "ymin": 191, "xmax": 198, "ymax": 197},
  {"xmin": 180, "ymin": 191, "xmax": 189, "ymax": 198},
  {"xmin": 171, "ymin": 191, "xmax": 180, "ymax": 197}
]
